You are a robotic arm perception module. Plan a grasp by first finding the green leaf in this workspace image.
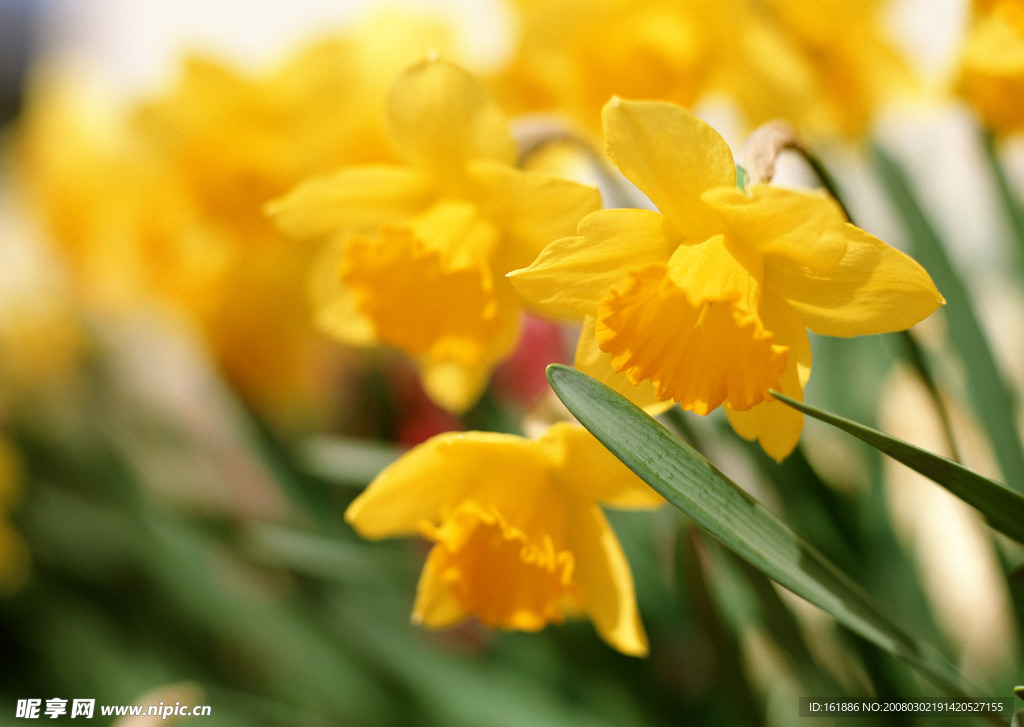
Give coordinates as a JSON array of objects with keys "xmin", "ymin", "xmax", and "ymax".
[
  {"xmin": 770, "ymin": 390, "xmax": 1024, "ymax": 545},
  {"xmin": 873, "ymin": 146, "xmax": 1024, "ymax": 493},
  {"xmin": 299, "ymin": 435, "xmax": 402, "ymax": 487},
  {"xmin": 546, "ymin": 364, "xmax": 969, "ymax": 698},
  {"xmin": 980, "ymin": 130, "xmax": 1024, "ymax": 262}
]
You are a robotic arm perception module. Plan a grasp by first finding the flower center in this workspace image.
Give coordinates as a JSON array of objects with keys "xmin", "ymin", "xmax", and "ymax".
[{"xmin": 595, "ymin": 259, "xmax": 788, "ymax": 415}]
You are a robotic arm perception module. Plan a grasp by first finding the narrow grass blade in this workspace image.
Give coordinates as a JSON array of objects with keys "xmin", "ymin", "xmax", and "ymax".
[
  {"xmin": 299, "ymin": 435, "xmax": 402, "ymax": 487},
  {"xmin": 770, "ymin": 391, "xmax": 1024, "ymax": 544},
  {"xmin": 981, "ymin": 130, "xmax": 1024, "ymax": 256},
  {"xmin": 546, "ymin": 364, "xmax": 972, "ymax": 701}
]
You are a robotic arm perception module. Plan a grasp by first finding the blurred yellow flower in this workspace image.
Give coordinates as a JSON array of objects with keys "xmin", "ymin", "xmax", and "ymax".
[
  {"xmin": 958, "ymin": 0, "xmax": 1024, "ymax": 134},
  {"xmin": 493, "ymin": 0, "xmax": 912, "ymax": 138},
  {"xmin": 492, "ymin": 0, "xmax": 814, "ymax": 133},
  {"xmin": 345, "ymin": 422, "xmax": 662, "ymax": 656},
  {"xmin": 760, "ymin": 0, "xmax": 916, "ymax": 137},
  {"xmin": 510, "ymin": 100, "xmax": 944, "ymax": 460},
  {"xmin": 14, "ymin": 13, "xmax": 454, "ymax": 429},
  {"xmin": 270, "ymin": 58, "xmax": 600, "ymax": 413}
]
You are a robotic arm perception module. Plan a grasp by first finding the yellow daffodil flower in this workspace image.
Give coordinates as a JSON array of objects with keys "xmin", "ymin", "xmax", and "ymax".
[
  {"xmin": 958, "ymin": 0, "xmax": 1024, "ymax": 134},
  {"xmin": 345, "ymin": 422, "xmax": 663, "ymax": 656},
  {"xmin": 510, "ymin": 100, "xmax": 944, "ymax": 460},
  {"xmin": 270, "ymin": 58, "xmax": 600, "ymax": 413}
]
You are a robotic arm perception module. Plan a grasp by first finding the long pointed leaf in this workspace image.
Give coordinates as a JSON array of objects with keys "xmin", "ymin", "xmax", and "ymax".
[
  {"xmin": 770, "ymin": 391, "xmax": 1024, "ymax": 544},
  {"xmin": 546, "ymin": 364, "xmax": 974, "ymax": 702}
]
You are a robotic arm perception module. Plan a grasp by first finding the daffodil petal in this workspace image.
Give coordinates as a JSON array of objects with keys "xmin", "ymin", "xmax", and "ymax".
[
  {"xmin": 387, "ymin": 57, "xmax": 516, "ymax": 179},
  {"xmin": 724, "ymin": 291, "xmax": 810, "ymax": 461},
  {"xmin": 345, "ymin": 431, "xmax": 534, "ymax": 538},
  {"xmin": 419, "ymin": 275, "xmax": 522, "ymax": 413},
  {"xmin": 508, "ymin": 208, "xmax": 678, "ymax": 320},
  {"xmin": 539, "ymin": 422, "xmax": 664, "ymax": 509},
  {"xmin": 766, "ymin": 225, "xmax": 945, "ymax": 337},
  {"xmin": 309, "ymin": 237, "xmax": 377, "ymax": 346},
  {"xmin": 419, "ymin": 333, "xmax": 514, "ymax": 413},
  {"xmin": 574, "ymin": 316, "xmax": 673, "ymax": 416},
  {"xmin": 702, "ymin": 185, "xmax": 848, "ymax": 272},
  {"xmin": 267, "ymin": 165, "xmax": 432, "ymax": 239},
  {"xmin": 419, "ymin": 359, "xmax": 488, "ymax": 414},
  {"xmin": 602, "ymin": 98, "xmax": 734, "ymax": 236},
  {"xmin": 412, "ymin": 546, "xmax": 470, "ymax": 628},
  {"xmin": 467, "ymin": 159, "xmax": 602, "ymax": 271},
  {"xmin": 566, "ymin": 504, "xmax": 649, "ymax": 657}
]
